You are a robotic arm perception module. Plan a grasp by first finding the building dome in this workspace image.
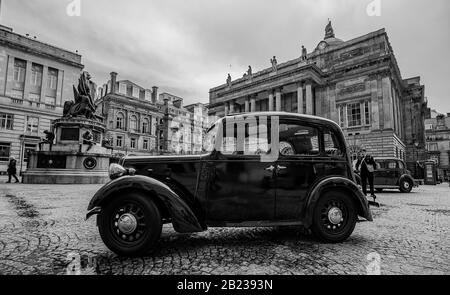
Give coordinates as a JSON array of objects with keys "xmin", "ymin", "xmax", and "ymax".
[{"xmin": 316, "ymin": 21, "xmax": 344, "ymax": 50}]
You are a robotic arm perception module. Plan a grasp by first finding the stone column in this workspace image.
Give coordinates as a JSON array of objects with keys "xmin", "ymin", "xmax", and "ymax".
[
  {"xmin": 224, "ymin": 102, "xmax": 228, "ymax": 115},
  {"xmin": 250, "ymin": 96, "xmax": 256, "ymax": 112},
  {"xmin": 5, "ymin": 56, "xmax": 15, "ymax": 97},
  {"xmin": 268, "ymin": 90, "xmax": 274, "ymax": 111},
  {"xmin": 245, "ymin": 97, "xmax": 249, "ymax": 112},
  {"xmin": 297, "ymin": 83, "xmax": 304, "ymax": 114},
  {"xmin": 56, "ymin": 69, "xmax": 64, "ymax": 106},
  {"xmin": 229, "ymin": 100, "xmax": 235, "ymax": 114},
  {"xmin": 305, "ymin": 83, "xmax": 313, "ymax": 115},
  {"xmin": 275, "ymin": 88, "xmax": 281, "ymax": 111}
]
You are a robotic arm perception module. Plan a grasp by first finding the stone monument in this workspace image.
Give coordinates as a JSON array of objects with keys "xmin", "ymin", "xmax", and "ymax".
[{"xmin": 22, "ymin": 72, "xmax": 113, "ymax": 184}]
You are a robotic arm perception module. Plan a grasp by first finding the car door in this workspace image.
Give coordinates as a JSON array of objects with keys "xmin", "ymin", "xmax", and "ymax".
[
  {"xmin": 205, "ymin": 115, "xmax": 277, "ymax": 222},
  {"xmin": 274, "ymin": 120, "xmax": 322, "ymax": 220},
  {"xmin": 384, "ymin": 160, "xmax": 398, "ymax": 186},
  {"xmin": 373, "ymin": 160, "xmax": 385, "ymax": 186}
]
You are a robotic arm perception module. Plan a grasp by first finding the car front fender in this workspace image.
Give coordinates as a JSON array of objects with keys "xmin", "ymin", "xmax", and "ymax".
[
  {"xmin": 399, "ymin": 174, "xmax": 416, "ymax": 186},
  {"xmin": 305, "ymin": 177, "xmax": 373, "ymax": 227},
  {"xmin": 87, "ymin": 175, "xmax": 204, "ymax": 233}
]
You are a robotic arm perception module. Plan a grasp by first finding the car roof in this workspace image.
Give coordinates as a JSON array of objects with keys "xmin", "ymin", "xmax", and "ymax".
[{"xmin": 224, "ymin": 112, "xmax": 341, "ymax": 129}]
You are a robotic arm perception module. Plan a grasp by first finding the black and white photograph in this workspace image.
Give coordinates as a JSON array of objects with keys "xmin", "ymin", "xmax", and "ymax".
[{"xmin": 0, "ymin": 0, "xmax": 449, "ymax": 285}]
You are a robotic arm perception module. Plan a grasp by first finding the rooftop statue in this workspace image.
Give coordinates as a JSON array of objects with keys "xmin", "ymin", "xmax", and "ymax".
[
  {"xmin": 325, "ymin": 20, "xmax": 335, "ymax": 39},
  {"xmin": 63, "ymin": 71, "xmax": 98, "ymax": 120}
]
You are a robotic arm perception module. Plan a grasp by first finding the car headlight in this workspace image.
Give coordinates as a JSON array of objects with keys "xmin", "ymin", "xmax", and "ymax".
[{"xmin": 109, "ymin": 163, "xmax": 126, "ymax": 180}]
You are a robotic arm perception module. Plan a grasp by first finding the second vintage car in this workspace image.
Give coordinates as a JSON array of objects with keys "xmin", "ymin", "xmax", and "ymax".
[
  {"xmin": 355, "ymin": 157, "xmax": 417, "ymax": 193},
  {"xmin": 86, "ymin": 112, "xmax": 373, "ymax": 256}
]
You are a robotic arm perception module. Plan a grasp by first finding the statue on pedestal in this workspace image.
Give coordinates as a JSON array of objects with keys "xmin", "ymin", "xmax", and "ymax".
[
  {"xmin": 301, "ymin": 45, "xmax": 308, "ymax": 60},
  {"xmin": 82, "ymin": 130, "xmax": 95, "ymax": 152},
  {"xmin": 226, "ymin": 74, "xmax": 232, "ymax": 87},
  {"xmin": 63, "ymin": 71, "xmax": 97, "ymax": 120}
]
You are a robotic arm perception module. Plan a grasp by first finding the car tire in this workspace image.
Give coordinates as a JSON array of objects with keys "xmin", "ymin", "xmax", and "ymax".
[
  {"xmin": 98, "ymin": 192, "xmax": 162, "ymax": 256},
  {"xmin": 311, "ymin": 191, "xmax": 357, "ymax": 243},
  {"xmin": 399, "ymin": 179, "xmax": 413, "ymax": 193}
]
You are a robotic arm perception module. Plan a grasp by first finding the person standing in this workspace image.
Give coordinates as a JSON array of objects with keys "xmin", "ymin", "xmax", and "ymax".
[
  {"xmin": 6, "ymin": 156, "xmax": 20, "ymax": 183},
  {"xmin": 356, "ymin": 150, "xmax": 377, "ymax": 199}
]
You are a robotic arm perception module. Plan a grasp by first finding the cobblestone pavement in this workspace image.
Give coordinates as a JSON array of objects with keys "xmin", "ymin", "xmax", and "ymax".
[{"xmin": 0, "ymin": 177, "xmax": 449, "ymax": 275}]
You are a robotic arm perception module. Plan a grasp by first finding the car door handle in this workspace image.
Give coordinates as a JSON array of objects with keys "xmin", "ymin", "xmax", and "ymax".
[
  {"xmin": 265, "ymin": 165, "xmax": 275, "ymax": 172},
  {"xmin": 277, "ymin": 165, "xmax": 287, "ymax": 171}
]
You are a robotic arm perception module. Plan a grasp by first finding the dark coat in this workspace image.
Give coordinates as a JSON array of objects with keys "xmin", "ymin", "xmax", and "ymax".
[
  {"xmin": 356, "ymin": 156, "xmax": 376, "ymax": 175},
  {"xmin": 7, "ymin": 159, "xmax": 17, "ymax": 175}
]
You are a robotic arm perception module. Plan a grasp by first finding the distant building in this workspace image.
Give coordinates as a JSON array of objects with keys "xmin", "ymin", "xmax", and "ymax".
[
  {"xmin": 209, "ymin": 22, "xmax": 427, "ymax": 177},
  {"xmin": 158, "ymin": 93, "xmax": 210, "ymax": 154},
  {"xmin": 0, "ymin": 24, "xmax": 83, "ymax": 173},
  {"xmin": 95, "ymin": 72, "xmax": 162, "ymax": 156},
  {"xmin": 425, "ymin": 113, "xmax": 450, "ymax": 181},
  {"xmin": 185, "ymin": 102, "xmax": 210, "ymax": 154}
]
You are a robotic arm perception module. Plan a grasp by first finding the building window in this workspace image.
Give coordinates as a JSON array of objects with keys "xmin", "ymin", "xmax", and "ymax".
[
  {"xmin": 13, "ymin": 59, "xmax": 26, "ymax": 82},
  {"xmin": 143, "ymin": 139, "xmax": 149, "ymax": 150},
  {"xmin": 116, "ymin": 113, "xmax": 124, "ymax": 130},
  {"xmin": 47, "ymin": 68, "xmax": 58, "ymax": 90},
  {"xmin": 0, "ymin": 142, "xmax": 11, "ymax": 162},
  {"xmin": 26, "ymin": 116, "xmax": 39, "ymax": 134},
  {"xmin": 347, "ymin": 102, "xmax": 362, "ymax": 127},
  {"xmin": 142, "ymin": 118, "xmax": 149, "ymax": 134},
  {"xmin": 126, "ymin": 85, "xmax": 133, "ymax": 97},
  {"xmin": 130, "ymin": 138, "xmax": 136, "ymax": 149},
  {"xmin": 364, "ymin": 101, "xmax": 370, "ymax": 125},
  {"xmin": 0, "ymin": 113, "xmax": 14, "ymax": 130},
  {"xmin": 338, "ymin": 100, "xmax": 371, "ymax": 128},
  {"xmin": 30, "ymin": 63, "xmax": 43, "ymax": 86},
  {"xmin": 116, "ymin": 136, "xmax": 123, "ymax": 147},
  {"xmin": 130, "ymin": 115, "xmax": 138, "ymax": 133}
]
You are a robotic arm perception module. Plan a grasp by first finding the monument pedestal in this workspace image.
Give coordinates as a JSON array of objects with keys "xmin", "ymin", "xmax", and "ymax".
[{"xmin": 22, "ymin": 118, "xmax": 114, "ymax": 184}]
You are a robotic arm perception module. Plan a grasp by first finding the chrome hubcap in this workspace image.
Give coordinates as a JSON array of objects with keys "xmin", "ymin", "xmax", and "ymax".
[
  {"xmin": 328, "ymin": 207, "xmax": 343, "ymax": 225},
  {"xmin": 117, "ymin": 213, "xmax": 137, "ymax": 234},
  {"xmin": 404, "ymin": 182, "xmax": 410, "ymax": 189}
]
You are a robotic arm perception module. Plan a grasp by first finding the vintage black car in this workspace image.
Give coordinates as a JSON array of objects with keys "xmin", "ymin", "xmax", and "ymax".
[
  {"xmin": 87, "ymin": 112, "xmax": 373, "ymax": 256},
  {"xmin": 355, "ymin": 157, "xmax": 416, "ymax": 193}
]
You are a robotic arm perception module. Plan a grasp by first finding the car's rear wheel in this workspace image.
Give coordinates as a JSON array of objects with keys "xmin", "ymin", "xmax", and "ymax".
[
  {"xmin": 399, "ymin": 179, "xmax": 413, "ymax": 193},
  {"xmin": 98, "ymin": 192, "xmax": 162, "ymax": 256},
  {"xmin": 311, "ymin": 191, "xmax": 357, "ymax": 243}
]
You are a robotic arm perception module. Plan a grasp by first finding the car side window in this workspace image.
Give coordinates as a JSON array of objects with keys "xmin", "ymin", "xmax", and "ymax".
[
  {"xmin": 376, "ymin": 161, "xmax": 383, "ymax": 169},
  {"xmin": 323, "ymin": 129, "xmax": 344, "ymax": 158},
  {"xmin": 278, "ymin": 123, "xmax": 319, "ymax": 156},
  {"xmin": 220, "ymin": 117, "xmax": 271, "ymax": 156},
  {"xmin": 387, "ymin": 161, "xmax": 397, "ymax": 169},
  {"xmin": 398, "ymin": 161, "xmax": 405, "ymax": 169}
]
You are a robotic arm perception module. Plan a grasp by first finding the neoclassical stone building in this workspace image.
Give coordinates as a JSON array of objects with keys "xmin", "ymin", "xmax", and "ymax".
[
  {"xmin": 95, "ymin": 72, "xmax": 162, "ymax": 156},
  {"xmin": 208, "ymin": 22, "xmax": 427, "ymax": 174},
  {"xmin": 0, "ymin": 24, "xmax": 83, "ymax": 174}
]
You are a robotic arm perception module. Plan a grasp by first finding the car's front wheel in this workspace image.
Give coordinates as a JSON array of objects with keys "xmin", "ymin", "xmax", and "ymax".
[
  {"xmin": 311, "ymin": 191, "xmax": 357, "ymax": 243},
  {"xmin": 98, "ymin": 192, "xmax": 162, "ymax": 256},
  {"xmin": 399, "ymin": 179, "xmax": 413, "ymax": 193}
]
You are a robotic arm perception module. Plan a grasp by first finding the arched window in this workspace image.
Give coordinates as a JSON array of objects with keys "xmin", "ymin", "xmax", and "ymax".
[
  {"xmin": 130, "ymin": 115, "xmax": 138, "ymax": 132},
  {"xmin": 116, "ymin": 112, "xmax": 124, "ymax": 130},
  {"xmin": 142, "ymin": 118, "xmax": 150, "ymax": 134}
]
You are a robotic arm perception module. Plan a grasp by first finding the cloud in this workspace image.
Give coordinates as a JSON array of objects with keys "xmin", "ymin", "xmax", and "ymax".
[{"xmin": 2, "ymin": 0, "xmax": 449, "ymax": 111}]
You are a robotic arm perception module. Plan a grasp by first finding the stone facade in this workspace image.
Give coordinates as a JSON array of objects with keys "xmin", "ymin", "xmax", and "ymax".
[
  {"xmin": 95, "ymin": 72, "xmax": 162, "ymax": 156},
  {"xmin": 159, "ymin": 94, "xmax": 210, "ymax": 154},
  {"xmin": 0, "ymin": 25, "xmax": 83, "ymax": 174},
  {"xmin": 208, "ymin": 22, "xmax": 427, "ymax": 175},
  {"xmin": 425, "ymin": 112, "xmax": 450, "ymax": 181}
]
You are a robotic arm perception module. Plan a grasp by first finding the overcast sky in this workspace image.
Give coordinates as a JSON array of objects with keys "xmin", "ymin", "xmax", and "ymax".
[{"xmin": 1, "ymin": 0, "xmax": 449, "ymax": 112}]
